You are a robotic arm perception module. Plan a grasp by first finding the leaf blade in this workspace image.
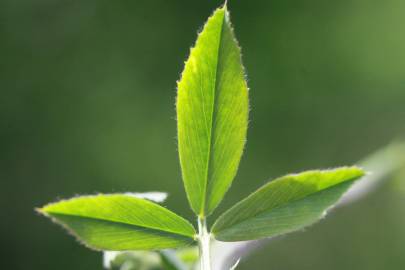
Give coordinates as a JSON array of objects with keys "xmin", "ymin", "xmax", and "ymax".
[
  {"xmin": 177, "ymin": 6, "xmax": 249, "ymax": 216},
  {"xmin": 38, "ymin": 194, "xmax": 196, "ymax": 250},
  {"xmin": 212, "ymin": 167, "xmax": 365, "ymax": 241}
]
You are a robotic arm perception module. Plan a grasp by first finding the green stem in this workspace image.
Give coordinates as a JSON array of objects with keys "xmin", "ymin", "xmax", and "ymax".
[{"xmin": 198, "ymin": 216, "xmax": 211, "ymax": 270}]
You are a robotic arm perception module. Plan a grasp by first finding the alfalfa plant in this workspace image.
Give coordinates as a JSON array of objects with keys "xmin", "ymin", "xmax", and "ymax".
[{"xmin": 38, "ymin": 3, "xmax": 366, "ymax": 270}]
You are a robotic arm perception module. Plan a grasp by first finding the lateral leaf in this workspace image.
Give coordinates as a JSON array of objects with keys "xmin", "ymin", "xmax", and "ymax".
[
  {"xmin": 212, "ymin": 167, "xmax": 365, "ymax": 241},
  {"xmin": 38, "ymin": 194, "xmax": 196, "ymax": 250},
  {"xmin": 177, "ymin": 5, "xmax": 249, "ymax": 216}
]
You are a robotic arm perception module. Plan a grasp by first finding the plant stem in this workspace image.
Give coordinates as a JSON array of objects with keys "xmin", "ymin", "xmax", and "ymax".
[{"xmin": 198, "ymin": 216, "xmax": 211, "ymax": 270}]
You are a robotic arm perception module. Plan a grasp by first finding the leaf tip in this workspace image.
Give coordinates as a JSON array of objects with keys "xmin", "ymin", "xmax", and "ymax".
[
  {"xmin": 35, "ymin": 207, "xmax": 44, "ymax": 214},
  {"xmin": 348, "ymin": 165, "xmax": 367, "ymax": 178},
  {"xmin": 36, "ymin": 204, "xmax": 60, "ymax": 225},
  {"xmin": 35, "ymin": 205, "xmax": 51, "ymax": 216}
]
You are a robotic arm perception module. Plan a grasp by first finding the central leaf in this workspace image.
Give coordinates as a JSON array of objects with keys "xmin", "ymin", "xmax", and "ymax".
[{"xmin": 177, "ymin": 6, "xmax": 249, "ymax": 216}]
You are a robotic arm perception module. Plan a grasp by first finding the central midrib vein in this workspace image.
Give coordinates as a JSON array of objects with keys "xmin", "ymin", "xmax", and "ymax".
[
  {"xmin": 200, "ymin": 9, "xmax": 226, "ymax": 217},
  {"xmin": 47, "ymin": 212, "xmax": 194, "ymax": 238}
]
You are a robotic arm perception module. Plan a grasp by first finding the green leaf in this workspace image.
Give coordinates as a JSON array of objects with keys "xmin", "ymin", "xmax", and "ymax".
[
  {"xmin": 175, "ymin": 246, "xmax": 199, "ymax": 266},
  {"xmin": 176, "ymin": 5, "xmax": 249, "ymax": 216},
  {"xmin": 105, "ymin": 251, "xmax": 159, "ymax": 270},
  {"xmin": 159, "ymin": 250, "xmax": 188, "ymax": 270},
  {"xmin": 212, "ymin": 167, "xmax": 365, "ymax": 241},
  {"xmin": 38, "ymin": 194, "xmax": 196, "ymax": 250}
]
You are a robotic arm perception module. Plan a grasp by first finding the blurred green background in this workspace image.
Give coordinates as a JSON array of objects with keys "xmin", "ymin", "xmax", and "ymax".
[{"xmin": 1, "ymin": 0, "xmax": 405, "ymax": 269}]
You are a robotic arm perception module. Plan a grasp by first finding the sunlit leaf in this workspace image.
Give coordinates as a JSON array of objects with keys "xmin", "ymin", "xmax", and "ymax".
[
  {"xmin": 177, "ymin": 5, "xmax": 249, "ymax": 216},
  {"xmin": 211, "ymin": 142, "xmax": 405, "ymax": 270},
  {"xmin": 102, "ymin": 191, "xmax": 170, "ymax": 268},
  {"xmin": 38, "ymin": 194, "xmax": 196, "ymax": 250},
  {"xmin": 212, "ymin": 167, "xmax": 365, "ymax": 241}
]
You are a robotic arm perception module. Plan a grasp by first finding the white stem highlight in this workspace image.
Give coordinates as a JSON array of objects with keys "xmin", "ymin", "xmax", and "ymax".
[{"xmin": 198, "ymin": 217, "xmax": 211, "ymax": 270}]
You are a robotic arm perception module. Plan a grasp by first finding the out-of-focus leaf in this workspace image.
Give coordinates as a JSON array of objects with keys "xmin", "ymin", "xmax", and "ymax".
[
  {"xmin": 105, "ymin": 251, "xmax": 164, "ymax": 270},
  {"xmin": 176, "ymin": 247, "xmax": 199, "ymax": 266},
  {"xmin": 212, "ymin": 167, "xmax": 364, "ymax": 241},
  {"xmin": 159, "ymin": 250, "xmax": 188, "ymax": 270},
  {"xmin": 124, "ymin": 192, "xmax": 168, "ymax": 203},
  {"xmin": 177, "ymin": 5, "xmax": 249, "ymax": 216},
  {"xmin": 38, "ymin": 194, "xmax": 196, "ymax": 250},
  {"xmin": 339, "ymin": 141, "xmax": 405, "ymax": 206},
  {"xmin": 104, "ymin": 250, "xmax": 190, "ymax": 270}
]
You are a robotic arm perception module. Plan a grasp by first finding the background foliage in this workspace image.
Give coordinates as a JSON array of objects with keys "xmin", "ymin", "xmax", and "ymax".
[{"xmin": 1, "ymin": 0, "xmax": 404, "ymax": 269}]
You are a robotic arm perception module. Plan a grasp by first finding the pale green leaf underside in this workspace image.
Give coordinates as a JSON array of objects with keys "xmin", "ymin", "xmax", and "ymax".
[
  {"xmin": 177, "ymin": 6, "xmax": 249, "ymax": 216},
  {"xmin": 212, "ymin": 167, "xmax": 365, "ymax": 241},
  {"xmin": 39, "ymin": 194, "xmax": 196, "ymax": 250}
]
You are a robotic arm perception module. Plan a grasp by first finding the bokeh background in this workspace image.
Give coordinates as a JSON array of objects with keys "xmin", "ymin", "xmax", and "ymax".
[{"xmin": 1, "ymin": 0, "xmax": 405, "ymax": 269}]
